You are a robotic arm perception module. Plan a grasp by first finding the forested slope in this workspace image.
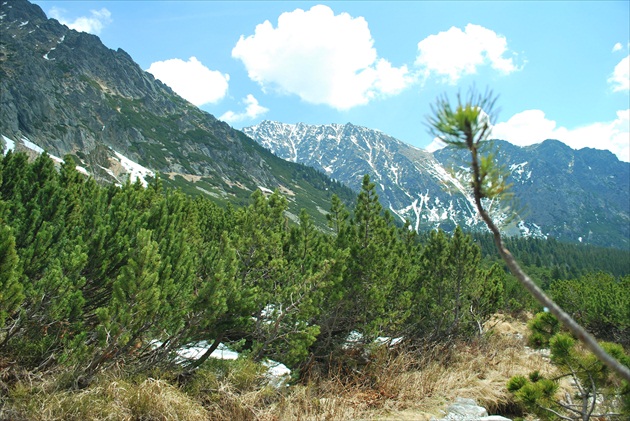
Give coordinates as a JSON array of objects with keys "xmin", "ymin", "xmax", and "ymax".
[{"xmin": 2, "ymin": 151, "xmax": 628, "ymax": 376}]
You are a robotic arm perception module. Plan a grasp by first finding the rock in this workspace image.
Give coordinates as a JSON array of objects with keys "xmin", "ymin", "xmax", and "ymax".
[{"xmin": 432, "ymin": 397, "xmax": 512, "ymax": 421}]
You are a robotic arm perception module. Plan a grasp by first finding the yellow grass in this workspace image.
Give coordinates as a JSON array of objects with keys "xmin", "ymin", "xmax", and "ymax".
[{"xmin": 3, "ymin": 314, "xmax": 554, "ymax": 420}]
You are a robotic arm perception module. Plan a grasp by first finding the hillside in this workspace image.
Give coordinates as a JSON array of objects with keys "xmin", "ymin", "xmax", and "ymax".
[{"xmin": 0, "ymin": 0, "xmax": 354, "ymax": 225}]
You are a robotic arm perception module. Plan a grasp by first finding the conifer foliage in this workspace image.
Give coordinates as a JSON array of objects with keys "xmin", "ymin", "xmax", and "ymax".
[{"xmin": 0, "ymin": 151, "xmax": 626, "ymax": 390}]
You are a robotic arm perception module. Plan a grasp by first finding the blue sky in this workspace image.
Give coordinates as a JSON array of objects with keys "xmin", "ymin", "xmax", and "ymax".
[{"xmin": 32, "ymin": 1, "xmax": 629, "ymax": 161}]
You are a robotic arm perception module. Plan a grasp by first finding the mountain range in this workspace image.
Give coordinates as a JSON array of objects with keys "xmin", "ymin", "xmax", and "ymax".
[
  {"xmin": 243, "ymin": 121, "xmax": 629, "ymax": 249},
  {"xmin": 1, "ymin": 0, "xmax": 628, "ymax": 249}
]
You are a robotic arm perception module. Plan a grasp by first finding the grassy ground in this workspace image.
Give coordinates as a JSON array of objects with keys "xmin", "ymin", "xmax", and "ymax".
[{"xmin": 1, "ymin": 314, "xmax": 554, "ymax": 420}]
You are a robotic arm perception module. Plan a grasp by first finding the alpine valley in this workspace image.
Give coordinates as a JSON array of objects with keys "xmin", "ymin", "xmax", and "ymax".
[
  {"xmin": 1, "ymin": 0, "xmax": 629, "ymax": 249},
  {"xmin": 2, "ymin": 2, "xmax": 630, "ymax": 419}
]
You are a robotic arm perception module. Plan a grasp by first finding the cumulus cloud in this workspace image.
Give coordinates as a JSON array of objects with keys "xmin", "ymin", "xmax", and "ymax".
[
  {"xmin": 415, "ymin": 24, "xmax": 521, "ymax": 84},
  {"xmin": 49, "ymin": 7, "xmax": 112, "ymax": 35},
  {"xmin": 146, "ymin": 57, "xmax": 229, "ymax": 106},
  {"xmin": 220, "ymin": 95, "xmax": 269, "ymax": 123},
  {"xmin": 492, "ymin": 109, "xmax": 630, "ymax": 162},
  {"xmin": 231, "ymin": 5, "xmax": 413, "ymax": 110},
  {"xmin": 612, "ymin": 42, "xmax": 623, "ymax": 52},
  {"xmin": 608, "ymin": 54, "xmax": 629, "ymax": 92}
]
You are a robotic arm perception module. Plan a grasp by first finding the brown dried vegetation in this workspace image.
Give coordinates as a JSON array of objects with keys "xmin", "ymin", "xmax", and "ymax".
[{"xmin": 1, "ymin": 314, "xmax": 555, "ymax": 420}]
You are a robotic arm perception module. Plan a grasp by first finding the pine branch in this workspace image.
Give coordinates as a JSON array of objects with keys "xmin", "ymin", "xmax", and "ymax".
[
  {"xmin": 468, "ymin": 140, "xmax": 630, "ymax": 382},
  {"xmin": 427, "ymin": 88, "xmax": 630, "ymax": 383}
]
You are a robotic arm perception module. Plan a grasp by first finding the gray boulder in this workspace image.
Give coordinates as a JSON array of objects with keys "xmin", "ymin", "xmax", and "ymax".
[{"xmin": 432, "ymin": 397, "xmax": 511, "ymax": 421}]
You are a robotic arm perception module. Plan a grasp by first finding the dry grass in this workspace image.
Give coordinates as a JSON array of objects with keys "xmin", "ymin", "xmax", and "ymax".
[
  {"xmin": 2, "ymin": 314, "xmax": 553, "ymax": 420},
  {"xmin": 3, "ymin": 371, "xmax": 209, "ymax": 421},
  {"xmin": 292, "ymin": 313, "xmax": 555, "ymax": 420}
]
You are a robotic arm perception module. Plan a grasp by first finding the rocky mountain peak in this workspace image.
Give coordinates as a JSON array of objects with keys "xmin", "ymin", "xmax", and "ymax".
[{"xmin": 244, "ymin": 121, "xmax": 629, "ymax": 249}]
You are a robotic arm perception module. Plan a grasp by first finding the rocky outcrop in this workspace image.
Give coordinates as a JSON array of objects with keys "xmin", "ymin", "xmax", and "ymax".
[{"xmin": 432, "ymin": 398, "xmax": 511, "ymax": 421}]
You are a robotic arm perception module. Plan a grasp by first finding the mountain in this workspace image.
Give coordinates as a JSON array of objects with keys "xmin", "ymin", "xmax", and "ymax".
[
  {"xmin": 242, "ymin": 121, "xmax": 630, "ymax": 249},
  {"xmin": 0, "ymin": 0, "xmax": 354, "ymax": 225}
]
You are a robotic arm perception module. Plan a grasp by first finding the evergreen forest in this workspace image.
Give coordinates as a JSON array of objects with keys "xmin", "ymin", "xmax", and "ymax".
[{"xmin": 1, "ymin": 151, "xmax": 629, "ymax": 418}]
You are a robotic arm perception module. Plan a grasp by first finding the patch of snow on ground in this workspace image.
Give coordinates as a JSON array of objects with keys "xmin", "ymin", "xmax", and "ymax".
[
  {"xmin": 258, "ymin": 185, "xmax": 274, "ymax": 195},
  {"xmin": 177, "ymin": 341, "xmax": 239, "ymax": 361},
  {"xmin": 517, "ymin": 221, "xmax": 530, "ymax": 236},
  {"xmin": 76, "ymin": 166, "xmax": 89, "ymax": 176},
  {"xmin": 49, "ymin": 154, "xmax": 64, "ymax": 164},
  {"xmin": 97, "ymin": 165, "xmax": 120, "ymax": 182},
  {"xmin": 389, "ymin": 162, "xmax": 400, "ymax": 185},
  {"xmin": 9, "ymin": 136, "xmax": 87, "ymax": 175},
  {"xmin": 21, "ymin": 136, "xmax": 44, "ymax": 154},
  {"xmin": 2, "ymin": 135, "xmax": 15, "ymax": 155},
  {"xmin": 19, "ymin": 20, "xmax": 28, "ymax": 26},
  {"xmin": 509, "ymin": 162, "xmax": 527, "ymax": 175},
  {"xmin": 174, "ymin": 340, "xmax": 291, "ymax": 388},
  {"xmin": 263, "ymin": 360, "xmax": 292, "ymax": 388},
  {"xmin": 375, "ymin": 336, "xmax": 403, "ymax": 347},
  {"xmin": 43, "ymin": 46, "xmax": 56, "ymax": 60},
  {"xmin": 113, "ymin": 151, "xmax": 154, "ymax": 187}
]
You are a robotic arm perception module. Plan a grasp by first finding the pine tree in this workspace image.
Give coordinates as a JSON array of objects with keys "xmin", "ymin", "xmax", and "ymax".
[
  {"xmin": 508, "ymin": 322, "xmax": 630, "ymax": 419},
  {"xmin": 0, "ymin": 224, "xmax": 23, "ymax": 329},
  {"xmin": 87, "ymin": 228, "xmax": 162, "ymax": 377},
  {"xmin": 333, "ymin": 175, "xmax": 400, "ymax": 344}
]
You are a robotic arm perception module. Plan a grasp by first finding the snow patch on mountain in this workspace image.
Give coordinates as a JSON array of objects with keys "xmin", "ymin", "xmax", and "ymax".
[
  {"xmin": 21, "ymin": 136, "xmax": 44, "ymax": 154},
  {"xmin": 2, "ymin": 134, "xmax": 15, "ymax": 155},
  {"xmin": 113, "ymin": 150, "xmax": 155, "ymax": 187},
  {"xmin": 242, "ymin": 121, "xmax": 585, "ymax": 241}
]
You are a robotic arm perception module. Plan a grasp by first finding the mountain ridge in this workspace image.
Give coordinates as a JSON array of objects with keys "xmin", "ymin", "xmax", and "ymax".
[
  {"xmin": 0, "ymin": 0, "xmax": 355, "ymax": 225},
  {"xmin": 243, "ymin": 120, "xmax": 629, "ymax": 249}
]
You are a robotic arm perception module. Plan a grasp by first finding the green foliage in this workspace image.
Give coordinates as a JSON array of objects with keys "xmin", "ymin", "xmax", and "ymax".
[
  {"xmin": 549, "ymin": 273, "xmax": 630, "ymax": 346},
  {"xmin": 472, "ymin": 233, "xmax": 630, "ymax": 280},
  {"xmin": 0, "ymin": 223, "xmax": 23, "ymax": 328},
  {"xmin": 527, "ymin": 312, "xmax": 560, "ymax": 349},
  {"xmin": 509, "ymin": 324, "xmax": 630, "ymax": 419},
  {"xmin": 404, "ymin": 227, "xmax": 502, "ymax": 343},
  {"xmin": 1, "ymin": 151, "xmax": 627, "ymax": 393}
]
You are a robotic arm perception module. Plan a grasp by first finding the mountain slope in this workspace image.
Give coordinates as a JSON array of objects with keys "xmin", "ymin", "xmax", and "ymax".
[
  {"xmin": 242, "ymin": 121, "xmax": 525, "ymax": 235},
  {"xmin": 243, "ymin": 120, "xmax": 629, "ymax": 249},
  {"xmin": 0, "ymin": 0, "xmax": 354, "ymax": 224},
  {"xmin": 436, "ymin": 139, "xmax": 630, "ymax": 247}
]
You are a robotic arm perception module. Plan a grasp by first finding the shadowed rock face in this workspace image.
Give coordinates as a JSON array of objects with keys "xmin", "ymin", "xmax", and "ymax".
[{"xmin": 244, "ymin": 121, "xmax": 629, "ymax": 249}]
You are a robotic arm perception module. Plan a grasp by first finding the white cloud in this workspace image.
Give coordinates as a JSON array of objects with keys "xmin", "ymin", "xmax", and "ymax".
[
  {"xmin": 220, "ymin": 94, "xmax": 269, "ymax": 123},
  {"xmin": 231, "ymin": 5, "xmax": 413, "ymax": 110},
  {"xmin": 415, "ymin": 24, "xmax": 521, "ymax": 84},
  {"xmin": 608, "ymin": 54, "xmax": 629, "ymax": 92},
  {"xmin": 492, "ymin": 109, "xmax": 630, "ymax": 162},
  {"xmin": 49, "ymin": 7, "xmax": 112, "ymax": 35},
  {"xmin": 612, "ymin": 42, "xmax": 623, "ymax": 52},
  {"xmin": 146, "ymin": 57, "xmax": 229, "ymax": 106}
]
